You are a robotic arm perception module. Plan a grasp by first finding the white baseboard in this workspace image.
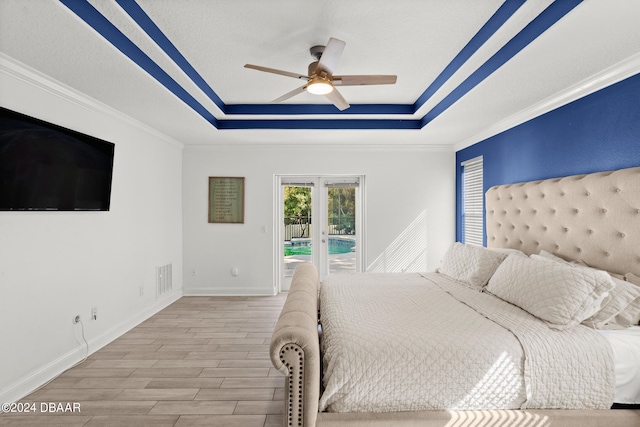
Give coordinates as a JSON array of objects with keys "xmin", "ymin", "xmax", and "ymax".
[
  {"xmin": 0, "ymin": 290, "xmax": 182, "ymax": 404},
  {"xmin": 183, "ymin": 286, "xmax": 276, "ymax": 296}
]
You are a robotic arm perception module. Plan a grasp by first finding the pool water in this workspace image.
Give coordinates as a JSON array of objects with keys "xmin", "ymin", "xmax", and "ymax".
[{"xmin": 284, "ymin": 241, "xmax": 353, "ymax": 256}]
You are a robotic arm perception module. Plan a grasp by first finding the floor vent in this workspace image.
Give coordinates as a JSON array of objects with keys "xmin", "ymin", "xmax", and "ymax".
[{"xmin": 156, "ymin": 263, "xmax": 172, "ymax": 298}]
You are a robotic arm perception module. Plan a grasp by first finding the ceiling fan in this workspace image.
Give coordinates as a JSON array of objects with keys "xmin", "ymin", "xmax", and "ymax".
[{"xmin": 244, "ymin": 37, "xmax": 397, "ymax": 111}]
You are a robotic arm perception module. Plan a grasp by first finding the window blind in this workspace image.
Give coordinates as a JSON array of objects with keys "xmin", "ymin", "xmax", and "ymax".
[
  {"xmin": 281, "ymin": 181, "xmax": 315, "ymax": 187},
  {"xmin": 324, "ymin": 178, "xmax": 359, "ymax": 188},
  {"xmin": 462, "ymin": 156, "xmax": 483, "ymax": 246}
]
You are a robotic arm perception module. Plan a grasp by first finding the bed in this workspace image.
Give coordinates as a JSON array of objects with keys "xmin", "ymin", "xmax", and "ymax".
[{"xmin": 270, "ymin": 166, "xmax": 640, "ymax": 426}]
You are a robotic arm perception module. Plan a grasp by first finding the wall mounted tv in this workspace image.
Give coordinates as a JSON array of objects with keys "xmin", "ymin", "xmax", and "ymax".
[{"xmin": 0, "ymin": 107, "xmax": 115, "ymax": 211}]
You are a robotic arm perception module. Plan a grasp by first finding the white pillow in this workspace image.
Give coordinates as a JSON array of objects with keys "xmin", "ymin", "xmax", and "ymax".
[
  {"xmin": 531, "ymin": 252, "xmax": 612, "ymax": 314},
  {"xmin": 582, "ymin": 277, "xmax": 640, "ymax": 328},
  {"xmin": 602, "ymin": 300, "xmax": 640, "ymax": 329},
  {"xmin": 439, "ymin": 242, "xmax": 506, "ymax": 289},
  {"xmin": 535, "ymin": 250, "xmax": 624, "ymax": 279},
  {"xmin": 610, "ymin": 299, "xmax": 640, "ymax": 327},
  {"xmin": 533, "ymin": 250, "xmax": 571, "ymax": 265},
  {"xmin": 626, "ymin": 273, "xmax": 640, "ymax": 286},
  {"xmin": 489, "ymin": 248, "xmax": 527, "ymax": 257},
  {"xmin": 487, "ymin": 255, "xmax": 615, "ymax": 330}
]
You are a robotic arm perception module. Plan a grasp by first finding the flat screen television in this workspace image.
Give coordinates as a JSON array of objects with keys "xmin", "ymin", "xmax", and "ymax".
[{"xmin": 0, "ymin": 107, "xmax": 115, "ymax": 211}]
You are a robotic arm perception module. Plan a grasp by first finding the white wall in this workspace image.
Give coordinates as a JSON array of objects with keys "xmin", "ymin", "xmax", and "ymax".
[
  {"xmin": 0, "ymin": 57, "xmax": 456, "ymax": 402},
  {"xmin": 182, "ymin": 144, "xmax": 455, "ymax": 295},
  {"xmin": 0, "ymin": 59, "xmax": 183, "ymax": 402}
]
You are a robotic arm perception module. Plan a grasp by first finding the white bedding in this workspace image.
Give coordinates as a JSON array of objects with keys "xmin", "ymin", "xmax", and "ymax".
[
  {"xmin": 319, "ymin": 272, "xmax": 615, "ymax": 413},
  {"xmin": 598, "ymin": 326, "xmax": 640, "ymax": 404}
]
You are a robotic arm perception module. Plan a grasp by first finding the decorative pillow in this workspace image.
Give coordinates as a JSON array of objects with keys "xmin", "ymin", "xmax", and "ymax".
[
  {"xmin": 487, "ymin": 255, "xmax": 615, "ymax": 330},
  {"xmin": 439, "ymin": 242, "xmax": 506, "ymax": 289},
  {"xmin": 489, "ymin": 247, "xmax": 528, "ymax": 257},
  {"xmin": 534, "ymin": 250, "xmax": 571, "ymax": 265},
  {"xmin": 605, "ymin": 299, "xmax": 640, "ymax": 329},
  {"xmin": 533, "ymin": 250, "xmax": 592, "ymax": 268},
  {"xmin": 536, "ymin": 250, "xmax": 627, "ymax": 279},
  {"xmin": 626, "ymin": 273, "xmax": 640, "ymax": 285},
  {"xmin": 532, "ymin": 252, "xmax": 616, "ymax": 311},
  {"xmin": 582, "ymin": 277, "xmax": 640, "ymax": 328}
]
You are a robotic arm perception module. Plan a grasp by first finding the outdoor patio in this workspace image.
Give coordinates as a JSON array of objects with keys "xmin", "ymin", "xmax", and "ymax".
[{"xmin": 284, "ymin": 250, "xmax": 356, "ymax": 275}]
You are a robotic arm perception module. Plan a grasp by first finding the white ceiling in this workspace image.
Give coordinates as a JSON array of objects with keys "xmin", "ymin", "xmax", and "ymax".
[{"xmin": 1, "ymin": 0, "xmax": 639, "ymax": 149}]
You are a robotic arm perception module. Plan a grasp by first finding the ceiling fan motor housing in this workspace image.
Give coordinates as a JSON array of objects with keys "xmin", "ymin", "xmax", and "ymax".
[
  {"xmin": 310, "ymin": 45, "xmax": 325, "ymax": 61},
  {"xmin": 308, "ymin": 61, "xmax": 319, "ymax": 76},
  {"xmin": 308, "ymin": 45, "xmax": 325, "ymax": 76}
]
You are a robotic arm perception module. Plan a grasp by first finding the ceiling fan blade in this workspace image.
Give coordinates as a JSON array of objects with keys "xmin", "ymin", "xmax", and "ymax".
[
  {"xmin": 272, "ymin": 85, "xmax": 307, "ymax": 103},
  {"xmin": 333, "ymin": 75, "xmax": 397, "ymax": 86},
  {"xmin": 316, "ymin": 37, "xmax": 346, "ymax": 75},
  {"xmin": 324, "ymin": 87, "xmax": 350, "ymax": 111},
  {"xmin": 244, "ymin": 64, "xmax": 308, "ymax": 80}
]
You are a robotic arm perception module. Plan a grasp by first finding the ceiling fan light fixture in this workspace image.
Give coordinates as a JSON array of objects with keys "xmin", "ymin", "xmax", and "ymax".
[
  {"xmin": 307, "ymin": 79, "xmax": 333, "ymax": 95},
  {"xmin": 245, "ymin": 37, "xmax": 395, "ymax": 110}
]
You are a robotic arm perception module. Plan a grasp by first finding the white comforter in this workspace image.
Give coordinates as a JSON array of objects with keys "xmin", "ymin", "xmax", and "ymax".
[{"xmin": 318, "ymin": 272, "xmax": 615, "ymax": 412}]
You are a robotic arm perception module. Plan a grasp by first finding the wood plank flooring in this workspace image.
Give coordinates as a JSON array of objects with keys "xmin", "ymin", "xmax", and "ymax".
[{"xmin": 0, "ymin": 294, "xmax": 288, "ymax": 426}]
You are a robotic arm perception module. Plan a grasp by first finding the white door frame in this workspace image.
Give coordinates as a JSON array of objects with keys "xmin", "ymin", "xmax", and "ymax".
[{"xmin": 274, "ymin": 175, "xmax": 365, "ymax": 293}]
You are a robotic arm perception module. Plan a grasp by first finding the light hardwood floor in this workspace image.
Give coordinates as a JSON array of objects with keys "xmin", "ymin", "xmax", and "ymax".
[{"xmin": 1, "ymin": 294, "xmax": 288, "ymax": 426}]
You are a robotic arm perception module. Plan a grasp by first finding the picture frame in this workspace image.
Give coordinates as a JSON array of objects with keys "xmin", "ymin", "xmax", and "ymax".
[{"xmin": 208, "ymin": 177, "xmax": 245, "ymax": 224}]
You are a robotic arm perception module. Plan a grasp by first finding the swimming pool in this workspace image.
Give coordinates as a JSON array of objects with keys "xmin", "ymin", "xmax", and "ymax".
[{"xmin": 284, "ymin": 239, "xmax": 354, "ymax": 256}]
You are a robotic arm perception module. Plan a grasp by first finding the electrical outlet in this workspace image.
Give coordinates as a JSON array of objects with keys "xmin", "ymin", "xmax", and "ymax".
[
  {"xmin": 91, "ymin": 307, "xmax": 97, "ymax": 320},
  {"xmin": 73, "ymin": 315, "xmax": 80, "ymax": 324}
]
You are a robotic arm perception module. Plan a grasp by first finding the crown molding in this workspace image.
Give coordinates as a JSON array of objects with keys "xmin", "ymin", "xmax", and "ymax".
[
  {"xmin": 454, "ymin": 52, "xmax": 640, "ymax": 152},
  {"xmin": 183, "ymin": 142, "xmax": 453, "ymax": 152},
  {"xmin": 0, "ymin": 53, "xmax": 184, "ymax": 149}
]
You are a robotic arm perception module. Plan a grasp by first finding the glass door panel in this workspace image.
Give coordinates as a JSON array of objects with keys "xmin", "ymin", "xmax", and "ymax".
[
  {"xmin": 276, "ymin": 175, "xmax": 363, "ymax": 292},
  {"xmin": 282, "ymin": 185, "xmax": 313, "ymax": 281},
  {"xmin": 326, "ymin": 185, "xmax": 356, "ymax": 275}
]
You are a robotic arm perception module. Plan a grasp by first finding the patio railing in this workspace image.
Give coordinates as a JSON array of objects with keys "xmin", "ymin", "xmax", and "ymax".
[{"xmin": 284, "ymin": 216, "xmax": 355, "ymax": 241}]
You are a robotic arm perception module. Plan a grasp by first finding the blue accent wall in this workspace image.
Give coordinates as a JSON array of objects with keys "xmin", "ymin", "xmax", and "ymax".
[{"xmin": 456, "ymin": 72, "xmax": 640, "ymax": 244}]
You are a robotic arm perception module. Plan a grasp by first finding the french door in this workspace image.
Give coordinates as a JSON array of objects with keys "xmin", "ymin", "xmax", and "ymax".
[{"xmin": 275, "ymin": 175, "xmax": 364, "ymax": 292}]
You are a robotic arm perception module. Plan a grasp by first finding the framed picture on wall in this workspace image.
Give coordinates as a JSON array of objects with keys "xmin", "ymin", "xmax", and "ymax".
[{"xmin": 208, "ymin": 177, "xmax": 245, "ymax": 224}]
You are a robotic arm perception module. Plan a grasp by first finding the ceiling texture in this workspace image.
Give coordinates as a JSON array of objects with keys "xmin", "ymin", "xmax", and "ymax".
[{"xmin": 1, "ymin": 0, "xmax": 639, "ymax": 148}]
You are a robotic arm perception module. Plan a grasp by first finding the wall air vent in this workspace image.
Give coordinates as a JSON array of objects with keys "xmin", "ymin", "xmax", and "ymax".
[{"xmin": 156, "ymin": 263, "xmax": 172, "ymax": 298}]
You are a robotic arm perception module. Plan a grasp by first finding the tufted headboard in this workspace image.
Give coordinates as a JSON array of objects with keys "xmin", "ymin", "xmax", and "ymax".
[{"xmin": 486, "ymin": 166, "xmax": 640, "ymax": 277}]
